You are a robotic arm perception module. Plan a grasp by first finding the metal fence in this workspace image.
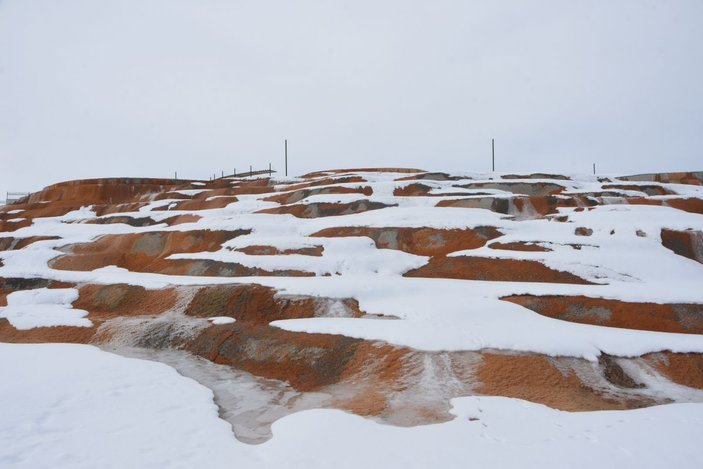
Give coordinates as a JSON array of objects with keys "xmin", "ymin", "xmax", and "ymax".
[{"xmin": 5, "ymin": 192, "xmax": 29, "ymax": 204}]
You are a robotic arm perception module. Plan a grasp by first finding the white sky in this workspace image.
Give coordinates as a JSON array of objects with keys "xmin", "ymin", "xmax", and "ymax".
[{"xmin": 1, "ymin": 0, "xmax": 702, "ymax": 194}]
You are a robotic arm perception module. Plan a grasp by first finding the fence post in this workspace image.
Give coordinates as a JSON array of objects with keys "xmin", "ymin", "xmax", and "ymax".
[
  {"xmin": 285, "ymin": 139, "xmax": 288, "ymax": 177},
  {"xmin": 492, "ymin": 138, "xmax": 495, "ymax": 172}
]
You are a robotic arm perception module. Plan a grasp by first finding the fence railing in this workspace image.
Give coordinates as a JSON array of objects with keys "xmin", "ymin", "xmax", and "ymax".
[{"xmin": 5, "ymin": 192, "xmax": 29, "ymax": 204}]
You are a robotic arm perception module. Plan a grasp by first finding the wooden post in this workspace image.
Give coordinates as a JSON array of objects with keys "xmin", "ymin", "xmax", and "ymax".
[
  {"xmin": 593, "ymin": 163, "xmax": 596, "ymax": 175},
  {"xmin": 250, "ymin": 165, "xmax": 252, "ymax": 177},
  {"xmin": 285, "ymin": 139, "xmax": 288, "ymax": 177},
  {"xmin": 492, "ymin": 138, "xmax": 495, "ymax": 172},
  {"xmin": 269, "ymin": 163, "xmax": 272, "ymax": 176}
]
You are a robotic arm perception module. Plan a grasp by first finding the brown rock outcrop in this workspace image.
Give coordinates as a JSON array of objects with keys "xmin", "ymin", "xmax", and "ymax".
[
  {"xmin": 312, "ymin": 226, "xmax": 501, "ymax": 257},
  {"xmin": 257, "ymin": 200, "xmax": 395, "ymax": 218},
  {"xmin": 406, "ymin": 257, "xmax": 592, "ymax": 284},
  {"xmin": 503, "ymin": 295, "xmax": 703, "ymax": 334},
  {"xmin": 661, "ymin": 229, "xmax": 703, "ymax": 264}
]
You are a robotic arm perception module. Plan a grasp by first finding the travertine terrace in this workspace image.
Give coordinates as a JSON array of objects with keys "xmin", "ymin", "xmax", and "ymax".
[{"xmin": 2, "ymin": 168, "xmax": 703, "ymax": 443}]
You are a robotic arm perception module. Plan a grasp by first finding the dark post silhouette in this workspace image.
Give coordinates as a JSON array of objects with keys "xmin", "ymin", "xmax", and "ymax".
[
  {"xmin": 492, "ymin": 139, "xmax": 495, "ymax": 172},
  {"xmin": 593, "ymin": 163, "xmax": 596, "ymax": 175},
  {"xmin": 285, "ymin": 139, "xmax": 288, "ymax": 177}
]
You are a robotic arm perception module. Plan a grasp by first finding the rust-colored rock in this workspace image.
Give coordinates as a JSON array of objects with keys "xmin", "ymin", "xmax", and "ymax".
[
  {"xmin": 264, "ymin": 186, "xmax": 373, "ymax": 205},
  {"xmin": 312, "ymin": 226, "xmax": 501, "ymax": 257},
  {"xmin": 395, "ymin": 172, "xmax": 462, "ymax": 182},
  {"xmin": 456, "ymin": 181, "xmax": 565, "ymax": 197},
  {"xmin": 436, "ymin": 196, "xmax": 513, "ymax": 213},
  {"xmin": 392, "ymin": 183, "xmax": 480, "ymax": 197},
  {"xmin": 0, "ymin": 236, "xmax": 60, "ymax": 251},
  {"xmin": 406, "ymin": 257, "xmax": 592, "ymax": 284},
  {"xmin": 186, "ymin": 284, "xmax": 362, "ymax": 324},
  {"xmin": 661, "ymin": 229, "xmax": 703, "ymax": 264},
  {"xmin": 643, "ymin": 352, "xmax": 703, "ymax": 389},
  {"xmin": 74, "ymin": 284, "xmax": 178, "ymax": 318},
  {"xmin": 503, "ymin": 295, "xmax": 703, "ymax": 334},
  {"xmin": 284, "ymin": 176, "xmax": 368, "ymax": 191},
  {"xmin": 187, "ymin": 323, "xmax": 364, "ymax": 391},
  {"xmin": 488, "ymin": 241, "xmax": 551, "ymax": 252},
  {"xmin": 151, "ymin": 259, "xmax": 315, "ymax": 278},
  {"xmin": 502, "ymin": 173, "xmax": 571, "ymax": 181},
  {"xmin": 0, "ymin": 321, "xmax": 97, "ymax": 344},
  {"xmin": 602, "ymin": 184, "xmax": 673, "ymax": 196},
  {"xmin": 237, "ymin": 245, "xmax": 324, "ymax": 256},
  {"xmin": 165, "ymin": 196, "xmax": 239, "ymax": 211},
  {"xmin": 302, "ymin": 168, "xmax": 424, "ymax": 178},
  {"xmin": 476, "ymin": 352, "xmax": 645, "ymax": 411},
  {"xmin": 620, "ymin": 171, "xmax": 703, "ymax": 186},
  {"xmin": 51, "ymin": 230, "xmax": 250, "ymax": 273},
  {"xmin": 257, "ymin": 200, "xmax": 395, "ymax": 218},
  {"xmin": 27, "ymin": 178, "xmax": 182, "ymax": 205}
]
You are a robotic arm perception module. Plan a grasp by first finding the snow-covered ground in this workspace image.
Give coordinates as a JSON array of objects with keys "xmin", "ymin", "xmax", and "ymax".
[{"xmin": 1, "ymin": 343, "xmax": 702, "ymax": 469}]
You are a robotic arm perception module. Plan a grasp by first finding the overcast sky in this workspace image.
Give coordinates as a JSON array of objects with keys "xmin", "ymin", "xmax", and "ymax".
[{"xmin": 1, "ymin": 0, "xmax": 702, "ymax": 195}]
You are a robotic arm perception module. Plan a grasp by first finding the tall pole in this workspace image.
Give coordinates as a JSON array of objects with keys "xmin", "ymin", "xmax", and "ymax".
[
  {"xmin": 492, "ymin": 138, "xmax": 495, "ymax": 172},
  {"xmin": 285, "ymin": 139, "xmax": 288, "ymax": 177},
  {"xmin": 593, "ymin": 163, "xmax": 596, "ymax": 175}
]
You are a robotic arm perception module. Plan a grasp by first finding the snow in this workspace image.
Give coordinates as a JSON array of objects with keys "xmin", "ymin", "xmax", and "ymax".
[
  {"xmin": 58, "ymin": 206, "xmax": 96, "ymax": 222},
  {"xmin": 172, "ymin": 189, "xmax": 209, "ymax": 196},
  {"xmin": 209, "ymin": 316, "xmax": 236, "ymax": 325},
  {"xmin": 0, "ymin": 288, "xmax": 91, "ymax": 330},
  {"xmin": 1, "ymin": 343, "xmax": 702, "ymax": 469},
  {"xmin": 269, "ymin": 277, "xmax": 703, "ymax": 360}
]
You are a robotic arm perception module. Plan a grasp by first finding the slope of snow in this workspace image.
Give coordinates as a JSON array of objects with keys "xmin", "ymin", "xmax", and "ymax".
[{"xmin": 1, "ymin": 343, "xmax": 702, "ymax": 469}]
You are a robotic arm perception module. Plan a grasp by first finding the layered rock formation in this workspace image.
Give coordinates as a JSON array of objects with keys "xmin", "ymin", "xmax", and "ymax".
[{"xmin": 2, "ymin": 168, "xmax": 703, "ymax": 442}]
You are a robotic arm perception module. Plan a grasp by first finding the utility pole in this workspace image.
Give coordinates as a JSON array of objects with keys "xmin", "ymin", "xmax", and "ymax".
[
  {"xmin": 250, "ymin": 165, "xmax": 253, "ymax": 177},
  {"xmin": 285, "ymin": 139, "xmax": 288, "ymax": 177},
  {"xmin": 175, "ymin": 171, "xmax": 177, "ymax": 180},
  {"xmin": 492, "ymin": 138, "xmax": 495, "ymax": 172},
  {"xmin": 593, "ymin": 163, "xmax": 596, "ymax": 175},
  {"xmin": 269, "ymin": 163, "xmax": 272, "ymax": 176}
]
